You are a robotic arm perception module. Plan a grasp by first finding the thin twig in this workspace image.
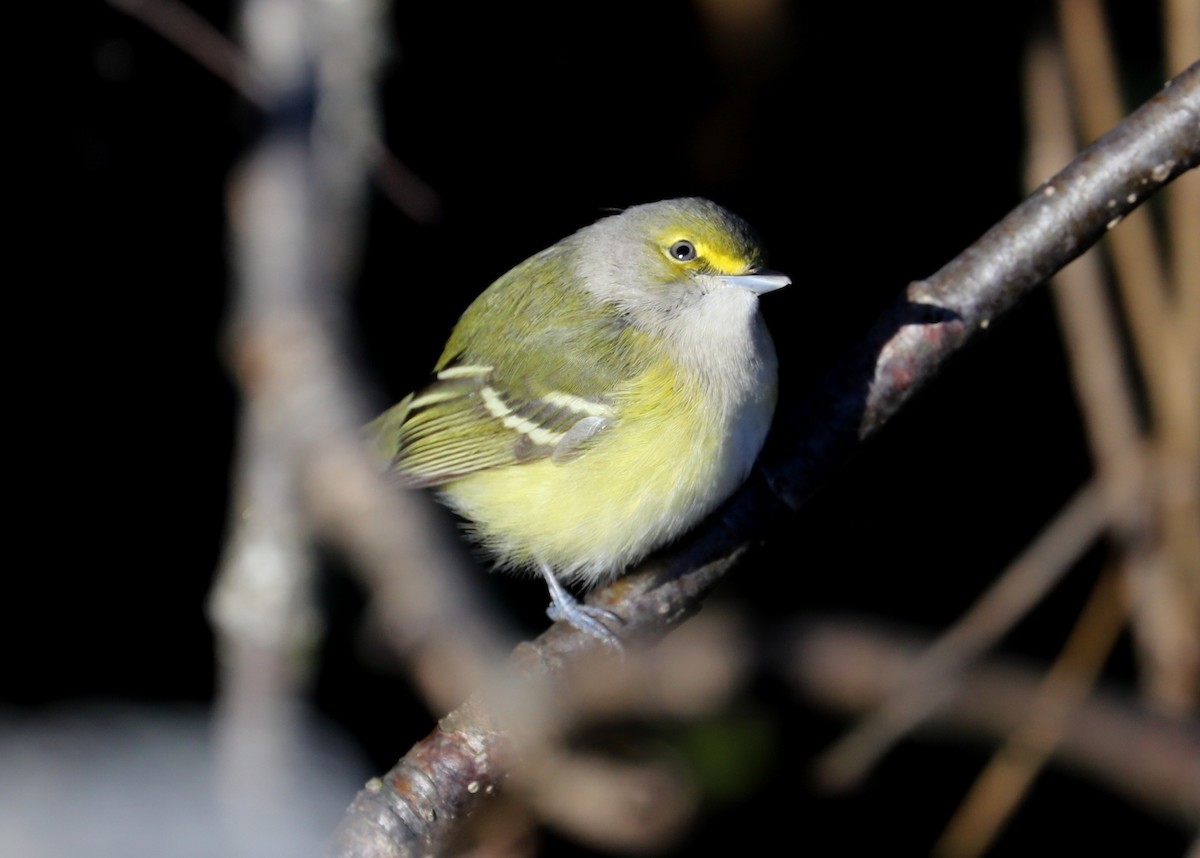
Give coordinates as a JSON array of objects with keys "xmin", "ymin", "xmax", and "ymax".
[
  {"xmin": 107, "ymin": 0, "xmax": 261, "ymax": 95},
  {"xmin": 108, "ymin": 0, "xmax": 442, "ymax": 223},
  {"xmin": 917, "ymin": 36, "xmax": 1164, "ymax": 857},
  {"xmin": 1059, "ymin": 0, "xmax": 1200, "ymax": 712},
  {"xmin": 932, "ymin": 568, "xmax": 1128, "ymax": 858},
  {"xmin": 811, "ymin": 479, "xmax": 1110, "ymax": 790},
  {"xmin": 1027, "ymin": 39, "xmax": 1144, "ymax": 475},
  {"xmin": 788, "ymin": 619, "xmax": 1200, "ymax": 826},
  {"xmin": 1169, "ymin": 0, "xmax": 1200, "ymax": 374}
]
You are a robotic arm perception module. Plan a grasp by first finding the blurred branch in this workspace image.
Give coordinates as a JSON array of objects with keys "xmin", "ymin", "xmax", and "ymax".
[
  {"xmin": 933, "ymin": 568, "xmax": 1128, "ymax": 858},
  {"xmin": 523, "ymin": 750, "xmax": 698, "ymax": 853},
  {"xmin": 222, "ymin": 0, "xmax": 514, "ymax": 748},
  {"xmin": 210, "ymin": 0, "xmax": 380, "ymax": 850},
  {"xmin": 108, "ymin": 0, "xmax": 443, "ymax": 223},
  {"xmin": 811, "ymin": 478, "xmax": 1109, "ymax": 791},
  {"xmin": 108, "ymin": 0, "xmax": 261, "ymax": 95},
  {"xmin": 787, "ymin": 619, "xmax": 1200, "ymax": 826},
  {"xmin": 209, "ymin": 350, "xmax": 323, "ymax": 854}
]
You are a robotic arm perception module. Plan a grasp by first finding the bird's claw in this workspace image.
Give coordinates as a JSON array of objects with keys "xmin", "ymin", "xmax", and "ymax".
[{"xmin": 540, "ymin": 564, "xmax": 624, "ymax": 650}]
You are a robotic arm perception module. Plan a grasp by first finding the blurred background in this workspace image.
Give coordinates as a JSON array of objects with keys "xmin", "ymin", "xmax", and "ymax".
[{"xmin": 26, "ymin": 1, "xmax": 1197, "ymax": 855}]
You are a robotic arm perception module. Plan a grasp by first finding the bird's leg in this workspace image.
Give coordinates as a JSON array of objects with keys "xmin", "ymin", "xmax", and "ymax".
[{"xmin": 539, "ymin": 563, "xmax": 624, "ymax": 649}]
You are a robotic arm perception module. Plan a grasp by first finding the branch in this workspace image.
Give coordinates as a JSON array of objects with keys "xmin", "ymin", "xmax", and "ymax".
[{"xmin": 329, "ymin": 62, "xmax": 1200, "ymax": 858}]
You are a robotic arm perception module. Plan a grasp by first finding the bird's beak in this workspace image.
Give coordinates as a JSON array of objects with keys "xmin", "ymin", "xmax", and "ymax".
[{"xmin": 718, "ymin": 270, "xmax": 791, "ymax": 294}]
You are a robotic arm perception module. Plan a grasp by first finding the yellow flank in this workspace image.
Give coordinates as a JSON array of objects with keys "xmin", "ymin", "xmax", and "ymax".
[{"xmin": 440, "ymin": 351, "xmax": 740, "ymax": 584}]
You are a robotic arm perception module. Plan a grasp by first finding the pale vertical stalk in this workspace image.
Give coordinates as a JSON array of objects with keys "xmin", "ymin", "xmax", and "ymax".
[
  {"xmin": 1167, "ymin": 0, "xmax": 1200, "ymax": 362},
  {"xmin": 209, "ymin": 1, "xmax": 329, "ymax": 851},
  {"xmin": 934, "ymin": 32, "xmax": 1183, "ymax": 856},
  {"xmin": 813, "ymin": 481, "xmax": 1109, "ymax": 789},
  {"xmin": 933, "ymin": 570, "xmax": 1127, "ymax": 858},
  {"xmin": 1056, "ymin": 0, "xmax": 1187, "ymax": 434},
  {"xmin": 1163, "ymin": 4, "xmax": 1200, "ymax": 673},
  {"xmin": 1058, "ymin": 0, "xmax": 1200, "ymax": 711}
]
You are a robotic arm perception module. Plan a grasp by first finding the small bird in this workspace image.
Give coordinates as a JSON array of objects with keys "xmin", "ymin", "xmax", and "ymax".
[{"xmin": 371, "ymin": 198, "xmax": 788, "ymax": 644}]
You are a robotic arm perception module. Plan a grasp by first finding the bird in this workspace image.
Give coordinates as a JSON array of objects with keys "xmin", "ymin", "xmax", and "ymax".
[{"xmin": 371, "ymin": 198, "xmax": 788, "ymax": 645}]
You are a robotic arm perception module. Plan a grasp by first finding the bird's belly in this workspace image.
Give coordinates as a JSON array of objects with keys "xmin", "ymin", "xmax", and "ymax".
[{"xmin": 441, "ymin": 365, "xmax": 774, "ymax": 586}]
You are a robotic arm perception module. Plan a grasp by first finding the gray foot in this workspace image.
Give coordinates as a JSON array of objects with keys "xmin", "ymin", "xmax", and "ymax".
[{"xmin": 540, "ymin": 565, "xmax": 624, "ymax": 649}]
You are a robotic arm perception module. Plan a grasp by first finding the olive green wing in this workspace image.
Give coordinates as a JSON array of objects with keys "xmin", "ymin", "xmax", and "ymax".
[{"xmin": 371, "ymin": 252, "xmax": 646, "ymax": 488}]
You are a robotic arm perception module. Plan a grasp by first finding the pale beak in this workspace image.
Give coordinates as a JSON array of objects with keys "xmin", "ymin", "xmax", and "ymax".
[{"xmin": 718, "ymin": 270, "xmax": 791, "ymax": 294}]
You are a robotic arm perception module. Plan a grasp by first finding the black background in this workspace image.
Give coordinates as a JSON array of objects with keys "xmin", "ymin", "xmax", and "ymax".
[{"xmin": 41, "ymin": 1, "xmax": 1192, "ymax": 856}]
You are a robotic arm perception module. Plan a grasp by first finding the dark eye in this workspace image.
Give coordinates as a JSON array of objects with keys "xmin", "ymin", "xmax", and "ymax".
[{"xmin": 669, "ymin": 240, "xmax": 697, "ymax": 261}]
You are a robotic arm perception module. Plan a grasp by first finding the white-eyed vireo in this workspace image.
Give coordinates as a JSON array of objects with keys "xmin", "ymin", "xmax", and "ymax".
[{"xmin": 372, "ymin": 198, "xmax": 788, "ymax": 644}]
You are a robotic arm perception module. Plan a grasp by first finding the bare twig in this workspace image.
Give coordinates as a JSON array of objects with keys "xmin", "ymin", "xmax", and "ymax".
[{"xmin": 107, "ymin": 0, "xmax": 261, "ymax": 95}]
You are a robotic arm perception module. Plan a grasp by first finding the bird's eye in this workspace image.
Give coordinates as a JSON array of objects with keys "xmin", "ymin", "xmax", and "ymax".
[{"xmin": 668, "ymin": 239, "xmax": 697, "ymax": 261}]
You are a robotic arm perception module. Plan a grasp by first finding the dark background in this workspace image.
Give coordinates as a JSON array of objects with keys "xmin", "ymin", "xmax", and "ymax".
[{"xmin": 39, "ymin": 1, "xmax": 1190, "ymax": 855}]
